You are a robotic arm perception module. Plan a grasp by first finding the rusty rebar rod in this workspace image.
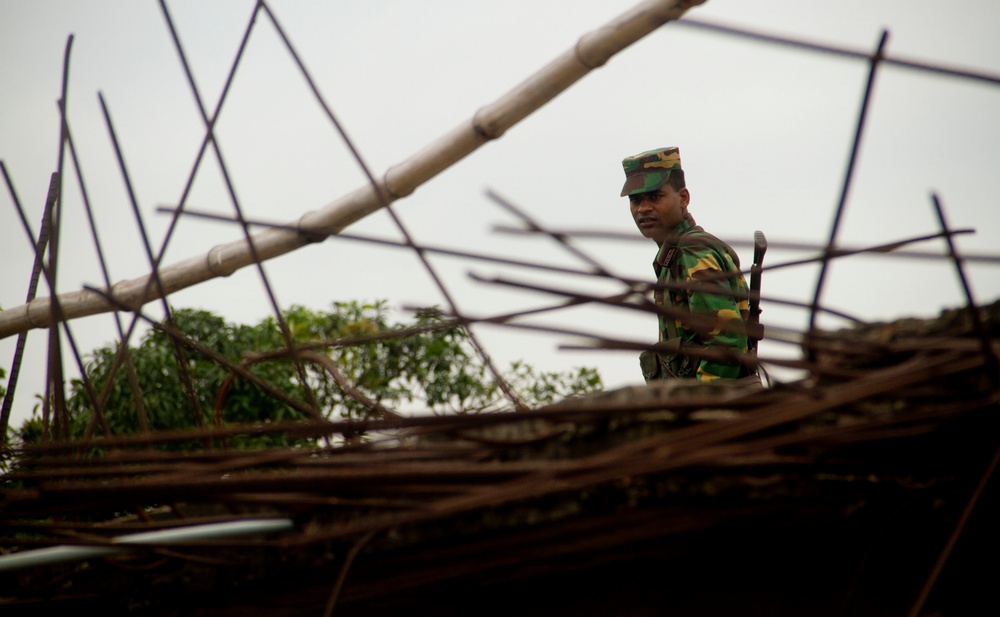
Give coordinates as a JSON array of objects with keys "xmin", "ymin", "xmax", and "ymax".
[
  {"xmin": 97, "ymin": 92, "xmax": 206, "ymax": 432},
  {"xmin": 931, "ymin": 193, "xmax": 998, "ymax": 373},
  {"xmin": 64, "ymin": 118, "xmax": 151, "ymax": 434},
  {"xmin": 494, "ymin": 225, "xmax": 998, "ymax": 264},
  {"xmin": 157, "ymin": 0, "xmax": 324, "ymax": 425},
  {"xmin": 0, "ymin": 167, "xmax": 52, "ymax": 440},
  {"xmin": 809, "ymin": 30, "xmax": 888, "ymax": 332},
  {"xmin": 676, "ymin": 17, "xmax": 1000, "ymax": 87}
]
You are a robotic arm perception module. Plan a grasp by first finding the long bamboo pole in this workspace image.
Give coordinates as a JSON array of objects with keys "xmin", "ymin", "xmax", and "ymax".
[{"xmin": 0, "ymin": 0, "xmax": 707, "ymax": 340}]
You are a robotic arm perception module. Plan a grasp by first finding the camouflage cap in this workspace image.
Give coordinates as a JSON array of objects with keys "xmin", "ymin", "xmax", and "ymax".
[{"xmin": 619, "ymin": 147, "xmax": 682, "ymax": 197}]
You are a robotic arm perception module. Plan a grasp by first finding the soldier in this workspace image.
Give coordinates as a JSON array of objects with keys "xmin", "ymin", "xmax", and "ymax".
[{"xmin": 621, "ymin": 146, "xmax": 752, "ymax": 383}]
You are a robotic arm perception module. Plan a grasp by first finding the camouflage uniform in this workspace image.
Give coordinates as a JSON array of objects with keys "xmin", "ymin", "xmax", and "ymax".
[
  {"xmin": 650, "ymin": 219, "xmax": 750, "ymax": 382},
  {"xmin": 621, "ymin": 147, "xmax": 750, "ymax": 383}
]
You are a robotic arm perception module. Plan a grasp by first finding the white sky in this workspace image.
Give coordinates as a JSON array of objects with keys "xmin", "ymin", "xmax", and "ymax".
[{"xmin": 2, "ymin": 0, "xmax": 999, "ymax": 429}]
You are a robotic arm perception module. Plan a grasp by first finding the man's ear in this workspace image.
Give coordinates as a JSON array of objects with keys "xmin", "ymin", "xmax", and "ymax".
[{"xmin": 679, "ymin": 187, "xmax": 691, "ymax": 208}]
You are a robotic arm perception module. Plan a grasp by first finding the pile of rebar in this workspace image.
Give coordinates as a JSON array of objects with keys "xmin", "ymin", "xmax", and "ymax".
[{"xmin": 1, "ymin": 303, "xmax": 996, "ymax": 616}]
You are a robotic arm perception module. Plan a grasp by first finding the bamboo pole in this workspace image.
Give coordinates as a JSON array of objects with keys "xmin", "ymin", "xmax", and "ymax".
[{"xmin": 0, "ymin": 0, "xmax": 707, "ymax": 340}]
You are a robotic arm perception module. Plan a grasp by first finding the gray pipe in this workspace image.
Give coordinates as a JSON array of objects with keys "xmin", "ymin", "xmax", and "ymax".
[{"xmin": 0, "ymin": 517, "xmax": 295, "ymax": 572}]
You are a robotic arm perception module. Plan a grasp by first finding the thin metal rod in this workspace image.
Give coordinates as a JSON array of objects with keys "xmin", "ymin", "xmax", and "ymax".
[
  {"xmin": 930, "ymin": 193, "xmax": 998, "ymax": 372},
  {"xmin": 41, "ymin": 182, "xmax": 61, "ymax": 441},
  {"xmin": 82, "ymin": 285, "xmax": 326, "ymax": 423},
  {"xmin": 907, "ymin": 441, "xmax": 1000, "ymax": 617},
  {"xmin": 493, "ymin": 225, "xmax": 997, "ymax": 264},
  {"xmin": 215, "ymin": 350, "xmax": 401, "ymax": 423},
  {"xmin": 156, "ymin": 206, "xmax": 613, "ymax": 279},
  {"xmin": 468, "ymin": 272, "xmax": 764, "ymax": 344},
  {"xmin": 260, "ymin": 1, "xmax": 526, "ymax": 411},
  {"xmin": 157, "ymin": 0, "xmax": 323, "ymax": 422},
  {"xmin": 809, "ymin": 30, "xmax": 888, "ymax": 332},
  {"xmin": 97, "ymin": 92, "xmax": 206, "ymax": 430},
  {"xmin": 677, "ymin": 17, "xmax": 1000, "ymax": 87},
  {"xmin": 45, "ymin": 35, "xmax": 76, "ymax": 440},
  {"xmin": 3, "ymin": 173, "xmax": 110, "ymax": 436},
  {"xmin": 748, "ymin": 230, "xmax": 978, "ymax": 276},
  {"xmin": 73, "ymin": 2, "xmax": 268, "ymax": 441},
  {"xmin": 15, "ymin": 116, "xmax": 119, "ymax": 442},
  {"xmin": 323, "ymin": 529, "xmax": 377, "ymax": 617},
  {"xmin": 56, "ymin": 317, "xmax": 113, "ymax": 439},
  {"xmin": 486, "ymin": 188, "xmax": 615, "ymax": 278},
  {"xmin": 64, "ymin": 117, "xmax": 150, "ymax": 434},
  {"xmin": 482, "ymin": 192, "xmax": 873, "ymax": 327},
  {"xmin": 161, "ymin": 206, "xmax": 863, "ymax": 324},
  {"xmin": 469, "ymin": 264, "xmax": 857, "ymax": 330},
  {"xmin": 157, "ymin": 207, "xmax": 864, "ymax": 336},
  {"xmin": 144, "ymin": 0, "xmax": 263, "ymax": 288},
  {"xmin": 0, "ymin": 165, "xmax": 49, "ymax": 439}
]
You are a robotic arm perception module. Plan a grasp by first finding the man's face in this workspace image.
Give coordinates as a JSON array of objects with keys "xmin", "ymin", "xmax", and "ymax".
[{"xmin": 629, "ymin": 184, "xmax": 690, "ymax": 245}]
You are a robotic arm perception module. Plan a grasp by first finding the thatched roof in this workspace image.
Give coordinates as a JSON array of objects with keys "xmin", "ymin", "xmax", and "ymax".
[{"xmin": 1, "ymin": 302, "xmax": 998, "ymax": 616}]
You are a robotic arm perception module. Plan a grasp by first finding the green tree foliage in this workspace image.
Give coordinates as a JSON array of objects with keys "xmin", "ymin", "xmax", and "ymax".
[{"xmin": 18, "ymin": 301, "xmax": 602, "ymax": 447}]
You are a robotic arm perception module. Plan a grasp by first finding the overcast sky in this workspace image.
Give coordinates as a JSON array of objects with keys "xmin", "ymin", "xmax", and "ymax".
[{"xmin": 2, "ymin": 0, "xmax": 999, "ymax": 429}]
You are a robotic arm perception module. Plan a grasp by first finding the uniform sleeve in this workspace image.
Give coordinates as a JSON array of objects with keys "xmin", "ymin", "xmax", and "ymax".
[{"xmin": 677, "ymin": 247, "xmax": 748, "ymax": 382}]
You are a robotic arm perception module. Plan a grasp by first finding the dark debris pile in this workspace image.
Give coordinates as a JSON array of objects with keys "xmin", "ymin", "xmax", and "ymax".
[{"xmin": 1, "ymin": 302, "xmax": 998, "ymax": 616}]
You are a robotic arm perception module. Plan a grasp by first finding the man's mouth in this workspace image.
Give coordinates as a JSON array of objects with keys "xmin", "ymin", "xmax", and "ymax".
[{"xmin": 637, "ymin": 216, "xmax": 656, "ymax": 226}]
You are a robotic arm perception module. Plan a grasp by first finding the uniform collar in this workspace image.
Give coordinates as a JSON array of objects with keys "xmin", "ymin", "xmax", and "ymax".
[{"xmin": 653, "ymin": 219, "xmax": 696, "ymax": 269}]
